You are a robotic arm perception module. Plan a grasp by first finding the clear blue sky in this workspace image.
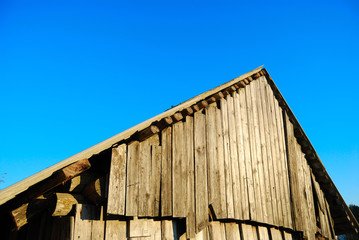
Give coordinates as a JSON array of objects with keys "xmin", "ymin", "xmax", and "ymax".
[{"xmin": 0, "ymin": 0, "xmax": 358, "ymax": 206}]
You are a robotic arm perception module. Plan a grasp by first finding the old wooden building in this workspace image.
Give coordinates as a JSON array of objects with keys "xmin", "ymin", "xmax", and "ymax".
[{"xmin": 0, "ymin": 67, "xmax": 358, "ymax": 240}]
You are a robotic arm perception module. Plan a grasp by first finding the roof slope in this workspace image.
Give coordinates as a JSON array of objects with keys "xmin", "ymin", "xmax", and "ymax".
[{"xmin": 0, "ymin": 66, "xmax": 357, "ymax": 234}]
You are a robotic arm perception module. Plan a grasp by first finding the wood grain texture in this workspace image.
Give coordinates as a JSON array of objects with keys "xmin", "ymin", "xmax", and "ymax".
[
  {"xmin": 208, "ymin": 222, "xmax": 226, "ymax": 240},
  {"xmin": 185, "ymin": 116, "xmax": 196, "ymax": 239},
  {"xmin": 161, "ymin": 127, "xmax": 172, "ymax": 217},
  {"xmin": 126, "ymin": 141, "xmax": 140, "ymax": 216},
  {"xmin": 257, "ymin": 226, "xmax": 270, "ymax": 240},
  {"xmin": 194, "ymin": 111, "xmax": 209, "ymax": 233},
  {"xmin": 238, "ymin": 88, "xmax": 256, "ymax": 221},
  {"xmin": 151, "ymin": 143, "xmax": 162, "ymax": 217},
  {"xmin": 220, "ymin": 97, "xmax": 234, "ymax": 219},
  {"xmin": 226, "ymin": 94, "xmax": 242, "ymax": 220},
  {"xmin": 225, "ymin": 222, "xmax": 241, "ymax": 240},
  {"xmin": 105, "ymin": 220, "xmax": 126, "ymax": 240},
  {"xmin": 270, "ymin": 228, "xmax": 282, "ymax": 240},
  {"xmin": 73, "ymin": 204, "xmax": 93, "ymax": 240},
  {"xmin": 245, "ymin": 84, "xmax": 263, "ymax": 223},
  {"xmin": 233, "ymin": 91, "xmax": 250, "ymax": 220},
  {"xmin": 172, "ymin": 121, "xmax": 187, "ymax": 217},
  {"xmin": 107, "ymin": 144, "xmax": 127, "ymax": 215}
]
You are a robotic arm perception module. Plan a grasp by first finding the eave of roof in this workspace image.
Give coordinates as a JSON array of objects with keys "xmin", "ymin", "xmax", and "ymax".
[{"xmin": 0, "ymin": 66, "xmax": 357, "ymax": 234}]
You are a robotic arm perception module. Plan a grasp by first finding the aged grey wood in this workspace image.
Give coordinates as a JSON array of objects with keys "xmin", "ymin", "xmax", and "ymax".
[
  {"xmin": 238, "ymin": 88, "xmax": 256, "ymax": 221},
  {"xmin": 105, "ymin": 220, "xmax": 126, "ymax": 240},
  {"xmin": 73, "ymin": 204, "xmax": 93, "ymax": 240},
  {"xmin": 126, "ymin": 141, "xmax": 140, "ymax": 216},
  {"xmin": 208, "ymin": 222, "xmax": 225, "ymax": 240},
  {"xmin": 245, "ymin": 84, "xmax": 263, "ymax": 223},
  {"xmin": 241, "ymin": 223, "xmax": 255, "ymax": 240},
  {"xmin": 173, "ymin": 121, "xmax": 187, "ymax": 217},
  {"xmin": 128, "ymin": 217, "xmax": 151, "ymax": 238},
  {"xmin": 226, "ymin": 94, "xmax": 242, "ymax": 220},
  {"xmin": 138, "ymin": 136, "xmax": 152, "ymax": 216},
  {"xmin": 270, "ymin": 228, "xmax": 283, "ymax": 240},
  {"xmin": 91, "ymin": 206, "xmax": 105, "ymax": 240},
  {"xmin": 107, "ymin": 144, "xmax": 127, "ymax": 215},
  {"xmin": 215, "ymin": 102, "xmax": 228, "ymax": 219},
  {"xmin": 161, "ymin": 220, "xmax": 174, "ymax": 240},
  {"xmin": 254, "ymin": 79, "xmax": 273, "ymax": 225},
  {"xmin": 283, "ymin": 231, "xmax": 293, "ymax": 240},
  {"xmin": 185, "ymin": 115, "xmax": 196, "ymax": 239},
  {"xmin": 151, "ymin": 143, "xmax": 162, "ymax": 217},
  {"xmin": 267, "ymin": 84, "xmax": 284, "ymax": 227},
  {"xmin": 220, "ymin": 97, "xmax": 235, "ymax": 219},
  {"xmin": 233, "ymin": 91, "xmax": 250, "ymax": 220},
  {"xmin": 194, "ymin": 110, "xmax": 209, "ymax": 232},
  {"xmin": 259, "ymin": 78, "xmax": 279, "ymax": 226},
  {"xmin": 161, "ymin": 127, "xmax": 172, "ymax": 217}
]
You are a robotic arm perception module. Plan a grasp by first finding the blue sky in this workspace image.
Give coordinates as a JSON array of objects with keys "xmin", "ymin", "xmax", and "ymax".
[{"xmin": 0, "ymin": 0, "xmax": 358, "ymax": 205}]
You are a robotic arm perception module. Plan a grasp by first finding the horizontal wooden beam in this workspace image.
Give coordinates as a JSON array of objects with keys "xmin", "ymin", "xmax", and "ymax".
[{"xmin": 82, "ymin": 177, "xmax": 107, "ymax": 205}]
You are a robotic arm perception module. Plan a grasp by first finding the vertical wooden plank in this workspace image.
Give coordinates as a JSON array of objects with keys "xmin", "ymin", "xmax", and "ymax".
[
  {"xmin": 266, "ymin": 84, "xmax": 283, "ymax": 227},
  {"xmin": 91, "ymin": 206, "xmax": 104, "ymax": 240},
  {"xmin": 185, "ymin": 116, "xmax": 196, "ymax": 239},
  {"xmin": 173, "ymin": 121, "xmax": 187, "ymax": 217},
  {"xmin": 252, "ymin": 226, "xmax": 258, "ymax": 240},
  {"xmin": 208, "ymin": 222, "xmax": 225, "ymax": 240},
  {"xmin": 161, "ymin": 220, "xmax": 174, "ymax": 240},
  {"xmin": 73, "ymin": 204, "xmax": 93, "ymax": 240},
  {"xmin": 107, "ymin": 144, "xmax": 127, "ymax": 215},
  {"xmin": 259, "ymin": 78, "xmax": 279, "ymax": 226},
  {"xmin": 254, "ymin": 79, "xmax": 273, "ymax": 225},
  {"xmin": 233, "ymin": 91, "xmax": 250, "ymax": 220},
  {"xmin": 302, "ymin": 156, "xmax": 316, "ymax": 240},
  {"xmin": 283, "ymin": 231, "xmax": 293, "ymax": 240},
  {"xmin": 138, "ymin": 137, "xmax": 152, "ymax": 216},
  {"xmin": 241, "ymin": 223, "xmax": 255, "ymax": 240},
  {"xmin": 49, "ymin": 217, "xmax": 73, "ymax": 240},
  {"xmin": 129, "ymin": 218, "xmax": 151, "ymax": 238},
  {"xmin": 227, "ymin": 94, "xmax": 242, "ymax": 220},
  {"xmin": 257, "ymin": 226, "xmax": 270, "ymax": 240},
  {"xmin": 238, "ymin": 88, "xmax": 256, "ymax": 221},
  {"xmin": 220, "ymin": 97, "xmax": 235, "ymax": 219},
  {"xmin": 126, "ymin": 141, "xmax": 140, "ymax": 216},
  {"xmin": 195, "ymin": 227, "xmax": 209, "ymax": 240},
  {"xmin": 270, "ymin": 228, "xmax": 283, "ymax": 240},
  {"xmin": 161, "ymin": 127, "xmax": 172, "ymax": 217},
  {"xmin": 215, "ymin": 102, "xmax": 228, "ymax": 219},
  {"xmin": 105, "ymin": 220, "xmax": 126, "ymax": 240},
  {"xmin": 273, "ymin": 88, "xmax": 292, "ymax": 229},
  {"xmin": 245, "ymin": 84, "xmax": 264, "ymax": 223},
  {"xmin": 194, "ymin": 110, "xmax": 209, "ymax": 232},
  {"xmin": 152, "ymin": 143, "xmax": 162, "ymax": 217},
  {"xmin": 225, "ymin": 222, "xmax": 241, "ymax": 240}
]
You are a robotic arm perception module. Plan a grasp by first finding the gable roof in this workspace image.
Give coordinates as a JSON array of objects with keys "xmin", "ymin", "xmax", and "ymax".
[{"xmin": 0, "ymin": 66, "xmax": 357, "ymax": 234}]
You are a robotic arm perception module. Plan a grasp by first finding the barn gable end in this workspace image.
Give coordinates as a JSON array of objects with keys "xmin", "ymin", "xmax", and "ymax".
[{"xmin": 0, "ymin": 67, "xmax": 357, "ymax": 240}]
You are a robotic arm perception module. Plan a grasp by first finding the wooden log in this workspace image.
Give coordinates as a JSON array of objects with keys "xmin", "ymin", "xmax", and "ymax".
[
  {"xmin": 233, "ymin": 91, "xmax": 250, "ymax": 220},
  {"xmin": 182, "ymin": 107, "xmax": 194, "ymax": 116},
  {"xmin": 107, "ymin": 144, "xmax": 127, "ymax": 215},
  {"xmin": 226, "ymin": 94, "xmax": 242, "ymax": 220},
  {"xmin": 194, "ymin": 111, "xmax": 209, "ymax": 232},
  {"xmin": 52, "ymin": 193, "xmax": 86, "ymax": 216},
  {"xmin": 238, "ymin": 88, "xmax": 256, "ymax": 221},
  {"xmin": 62, "ymin": 170, "xmax": 100, "ymax": 193},
  {"xmin": 10, "ymin": 196, "xmax": 51, "ymax": 230},
  {"xmin": 220, "ymin": 97, "xmax": 234, "ymax": 219},
  {"xmin": 173, "ymin": 121, "xmax": 187, "ymax": 217},
  {"xmin": 135, "ymin": 125, "xmax": 160, "ymax": 142},
  {"xmin": 126, "ymin": 141, "xmax": 140, "ymax": 216},
  {"xmin": 105, "ymin": 220, "xmax": 126, "ymax": 240},
  {"xmin": 185, "ymin": 116, "xmax": 196, "ymax": 238},
  {"xmin": 158, "ymin": 116, "xmax": 173, "ymax": 129},
  {"xmin": 161, "ymin": 127, "xmax": 173, "ymax": 216},
  {"xmin": 245, "ymin": 83, "xmax": 264, "ymax": 223},
  {"xmin": 82, "ymin": 176, "xmax": 106, "ymax": 205},
  {"xmin": 172, "ymin": 112, "xmax": 184, "ymax": 122}
]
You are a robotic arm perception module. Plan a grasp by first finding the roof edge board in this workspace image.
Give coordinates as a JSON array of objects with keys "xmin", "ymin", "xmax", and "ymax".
[{"xmin": 0, "ymin": 66, "xmax": 263, "ymax": 206}]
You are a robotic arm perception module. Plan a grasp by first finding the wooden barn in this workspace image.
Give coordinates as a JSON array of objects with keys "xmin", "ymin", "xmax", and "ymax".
[{"xmin": 0, "ymin": 67, "xmax": 358, "ymax": 240}]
